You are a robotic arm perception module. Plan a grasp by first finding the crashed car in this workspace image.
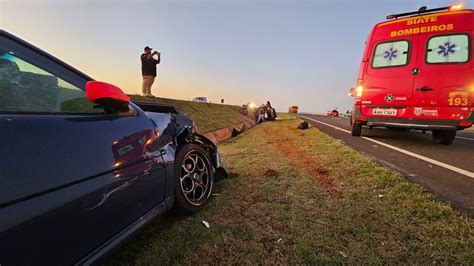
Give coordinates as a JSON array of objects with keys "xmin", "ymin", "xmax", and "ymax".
[{"xmin": 0, "ymin": 29, "xmax": 227, "ymax": 264}]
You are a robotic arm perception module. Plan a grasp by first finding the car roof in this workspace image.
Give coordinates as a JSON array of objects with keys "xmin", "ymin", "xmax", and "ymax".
[{"xmin": 0, "ymin": 29, "xmax": 94, "ymax": 82}]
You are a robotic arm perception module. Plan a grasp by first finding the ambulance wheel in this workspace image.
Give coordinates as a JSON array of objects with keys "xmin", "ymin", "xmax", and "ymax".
[
  {"xmin": 432, "ymin": 130, "xmax": 456, "ymax": 145},
  {"xmin": 351, "ymin": 122, "xmax": 362, "ymax": 137}
]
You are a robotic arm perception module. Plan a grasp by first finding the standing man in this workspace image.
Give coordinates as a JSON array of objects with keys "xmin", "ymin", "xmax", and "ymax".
[{"xmin": 141, "ymin": 46, "xmax": 161, "ymax": 96}]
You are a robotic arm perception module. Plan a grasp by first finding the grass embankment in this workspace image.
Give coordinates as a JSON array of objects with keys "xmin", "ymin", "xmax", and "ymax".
[
  {"xmin": 107, "ymin": 114, "xmax": 473, "ymax": 264},
  {"xmin": 130, "ymin": 95, "xmax": 253, "ymax": 134}
]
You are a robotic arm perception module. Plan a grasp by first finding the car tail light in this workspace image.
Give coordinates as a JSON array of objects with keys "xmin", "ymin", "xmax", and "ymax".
[
  {"xmin": 459, "ymin": 121, "xmax": 472, "ymax": 127},
  {"xmin": 356, "ymin": 116, "xmax": 367, "ymax": 122}
]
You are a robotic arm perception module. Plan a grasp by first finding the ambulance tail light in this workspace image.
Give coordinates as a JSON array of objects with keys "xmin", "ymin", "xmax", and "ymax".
[
  {"xmin": 356, "ymin": 85, "xmax": 364, "ymax": 97},
  {"xmin": 449, "ymin": 3, "xmax": 463, "ymax": 10}
]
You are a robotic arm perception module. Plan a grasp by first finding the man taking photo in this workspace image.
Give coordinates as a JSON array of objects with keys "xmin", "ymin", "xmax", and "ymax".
[{"xmin": 141, "ymin": 46, "xmax": 161, "ymax": 96}]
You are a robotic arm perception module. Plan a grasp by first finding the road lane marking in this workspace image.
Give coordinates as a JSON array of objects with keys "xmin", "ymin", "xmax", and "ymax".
[
  {"xmin": 454, "ymin": 136, "xmax": 474, "ymax": 141},
  {"xmin": 299, "ymin": 115, "xmax": 474, "ymax": 179}
]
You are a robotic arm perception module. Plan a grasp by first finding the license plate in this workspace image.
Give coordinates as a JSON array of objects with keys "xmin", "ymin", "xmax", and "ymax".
[{"xmin": 372, "ymin": 108, "xmax": 397, "ymax": 116}]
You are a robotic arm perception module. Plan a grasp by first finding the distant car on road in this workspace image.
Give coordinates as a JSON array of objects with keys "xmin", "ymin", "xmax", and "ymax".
[
  {"xmin": 0, "ymin": 29, "xmax": 227, "ymax": 264},
  {"xmin": 192, "ymin": 96, "xmax": 208, "ymax": 103},
  {"xmin": 327, "ymin": 109, "xmax": 339, "ymax": 117},
  {"xmin": 288, "ymin": 106, "xmax": 299, "ymax": 114},
  {"xmin": 342, "ymin": 110, "xmax": 352, "ymax": 118}
]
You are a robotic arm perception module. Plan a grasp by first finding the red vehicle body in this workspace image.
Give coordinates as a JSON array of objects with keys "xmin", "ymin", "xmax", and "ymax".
[
  {"xmin": 351, "ymin": 5, "xmax": 474, "ymax": 144},
  {"xmin": 327, "ymin": 109, "xmax": 339, "ymax": 117},
  {"xmin": 288, "ymin": 106, "xmax": 299, "ymax": 114}
]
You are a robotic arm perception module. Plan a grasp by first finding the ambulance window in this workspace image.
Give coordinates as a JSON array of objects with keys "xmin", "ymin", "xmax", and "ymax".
[
  {"xmin": 372, "ymin": 40, "xmax": 409, "ymax": 68},
  {"xmin": 426, "ymin": 34, "xmax": 470, "ymax": 64}
]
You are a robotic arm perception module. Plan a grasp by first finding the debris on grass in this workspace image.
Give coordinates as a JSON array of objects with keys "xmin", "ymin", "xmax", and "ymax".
[
  {"xmin": 264, "ymin": 169, "xmax": 280, "ymax": 177},
  {"xmin": 297, "ymin": 121, "xmax": 309, "ymax": 130},
  {"xmin": 378, "ymin": 194, "xmax": 384, "ymax": 198},
  {"xmin": 339, "ymin": 251, "xmax": 348, "ymax": 258},
  {"xmin": 202, "ymin": 221, "xmax": 210, "ymax": 229}
]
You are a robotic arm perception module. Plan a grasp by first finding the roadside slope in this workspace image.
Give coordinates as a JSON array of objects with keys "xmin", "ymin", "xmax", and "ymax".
[{"xmin": 130, "ymin": 95, "xmax": 253, "ymax": 134}]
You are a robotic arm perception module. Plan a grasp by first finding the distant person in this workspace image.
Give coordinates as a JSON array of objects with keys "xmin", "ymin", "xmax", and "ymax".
[
  {"xmin": 266, "ymin": 101, "xmax": 272, "ymax": 109},
  {"xmin": 140, "ymin": 46, "xmax": 161, "ymax": 96}
]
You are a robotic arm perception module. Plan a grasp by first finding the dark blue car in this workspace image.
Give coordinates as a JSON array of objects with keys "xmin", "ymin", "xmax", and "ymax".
[{"xmin": 0, "ymin": 30, "xmax": 227, "ymax": 264}]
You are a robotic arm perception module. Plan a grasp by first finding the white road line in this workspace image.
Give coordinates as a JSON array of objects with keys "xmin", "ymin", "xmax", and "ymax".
[
  {"xmin": 299, "ymin": 115, "xmax": 474, "ymax": 179},
  {"xmin": 454, "ymin": 136, "xmax": 474, "ymax": 141}
]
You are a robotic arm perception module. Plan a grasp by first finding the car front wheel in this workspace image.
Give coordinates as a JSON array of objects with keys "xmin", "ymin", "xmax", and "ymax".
[{"xmin": 173, "ymin": 144, "xmax": 214, "ymax": 214}]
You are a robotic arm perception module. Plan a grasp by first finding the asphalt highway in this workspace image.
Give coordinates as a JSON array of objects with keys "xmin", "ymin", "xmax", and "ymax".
[{"xmin": 298, "ymin": 114, "xmax": 474, "ymax": 217}]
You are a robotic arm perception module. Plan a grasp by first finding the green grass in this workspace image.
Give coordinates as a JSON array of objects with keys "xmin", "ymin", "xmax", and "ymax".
[
  {"xmin": 130, "ymin": 95, "xmax": 253, "ymax": 134},
  {"xmin": 106, "ymin": 114, "xmax": 474, "ymax": 264}
]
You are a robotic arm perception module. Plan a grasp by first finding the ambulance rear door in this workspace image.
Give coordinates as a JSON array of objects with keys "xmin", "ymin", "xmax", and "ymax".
[
  {"xmin": 362, "ymin": 21, "xmax": 420, "ymax": 118},
  {"xmin": 412, "ymin": 11, "xmax": 473, "ymax": 120}
]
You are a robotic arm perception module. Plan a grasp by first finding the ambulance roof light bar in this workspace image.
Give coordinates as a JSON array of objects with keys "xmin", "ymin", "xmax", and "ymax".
[{"xmin": 386, "ymin": 4, "xmax": 463, "ymax": 20}]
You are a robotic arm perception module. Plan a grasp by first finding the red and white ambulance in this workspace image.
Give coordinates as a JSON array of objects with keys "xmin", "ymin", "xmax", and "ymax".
[{"xmin": 350, "ymin": 5, "xmax": 473, "ymax": 144}]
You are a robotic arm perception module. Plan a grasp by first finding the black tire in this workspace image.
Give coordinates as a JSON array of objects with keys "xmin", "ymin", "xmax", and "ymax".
[
  {"xmin": 173, "ymin": 144, "xmax": 214, "ymax": 214},
  {"xmin": 432, "ymin": 130, "xmax": 456, "ymax": 145},
  {"xmin": 351, "ymin": 122, "xmax": 362, "ymax": 137}
]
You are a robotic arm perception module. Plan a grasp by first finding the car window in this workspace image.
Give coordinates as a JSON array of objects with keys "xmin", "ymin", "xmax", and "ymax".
[
  {"xmin": 372, "ymin": 40, "xmax": 410, "ymax": 68},
  {"xmin": 0, "ymin": 52, "xmax": 103, "ymax": 114},
  {"xmin": 426, "ymin": 34, "xmax": 470, "ymax": 64}
]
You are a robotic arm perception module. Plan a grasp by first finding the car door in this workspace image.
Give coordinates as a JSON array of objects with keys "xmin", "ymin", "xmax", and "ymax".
[
  {"xmin": 0, "ymin": 32, "xmax": 167, "ymax": 264},
  {"xmin": 412, "ymin": 14, "xmax": 473, "ymax": 120},
  {"xmin": 362, "ymin": 24, "xmax": 421, "ymax": 118}
]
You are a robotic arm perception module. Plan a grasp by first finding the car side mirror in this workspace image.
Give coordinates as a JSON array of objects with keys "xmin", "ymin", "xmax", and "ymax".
[{"xmin": 86, "ymin": 81, "xmax": 131, "ymax": 113}]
